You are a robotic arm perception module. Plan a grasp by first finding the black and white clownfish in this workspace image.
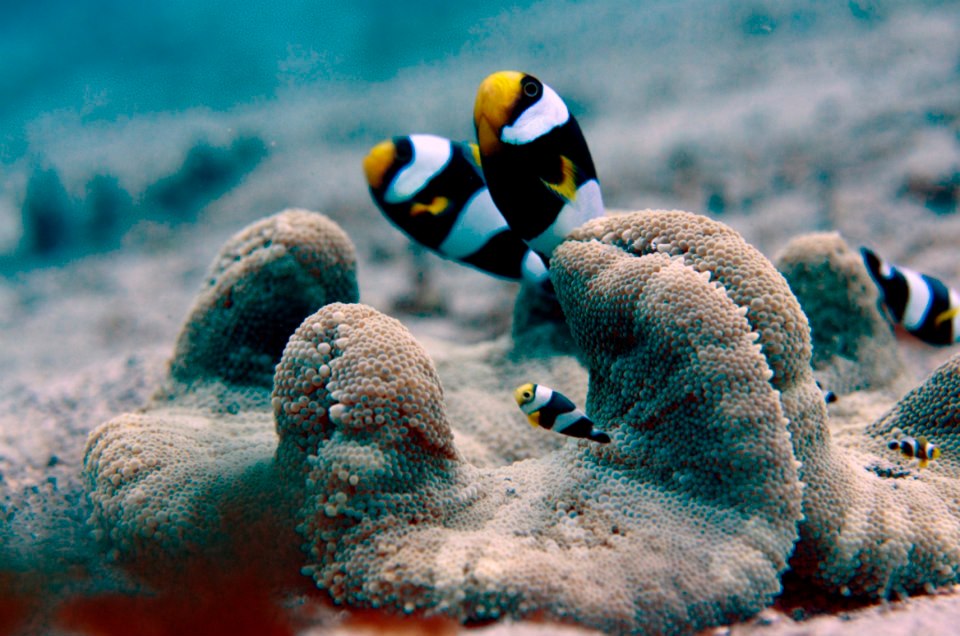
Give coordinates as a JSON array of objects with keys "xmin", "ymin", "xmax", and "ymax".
[
  {"xmin": 860, "ymin": 247, "xmax": 960, "ymax": 346},
  {"xmin": 363, "ymin": 134, "xmax": 549, "ymax": 286},
  {"xmin": 888, "ymin": 435, "xmax": 941, "ymax": 468},
  {"xmin": 513, "ymin": 383, "xmax": 610, "ymax": 444},
  {"xmin": 473, "ymin": 71, "xmax": 604, "ymax": 261}
]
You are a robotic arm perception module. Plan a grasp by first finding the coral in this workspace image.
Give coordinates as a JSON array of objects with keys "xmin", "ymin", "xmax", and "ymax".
[
  {"xmin": 767, "ymin": 232, "xmax": 960, "ymax": 599},
  {"xmin": 83, "ymin": 410, "xmax": 295, "ymax": 574},
  {"xmin": 83, "ymin": 204, "xmax": 960, "ymax": 634},
  {"xmin": 275, "ymin": 211, "xmax": 804, "ymax": 632},
  {"xmin": 272, "ymin": 302, "xmax": 460, "ymax": 476},
  {"xmin": 83, "ymin": 208, "xmax": 359, "ymax": 578},
  {"xmin": 168, "ymin": 207, "xmax": 358, "ymax": 391},
  {"xmin": 558, "ymin": 209, "xmax": 824, "ymax": 591},
  {"xmin": 869, "ymin": 353, "xmax": 960, "ymax": 448},
  {"xmin": 562, "ymin": 212, "xmax": 960, "ymax": 600},
  {"xmin": 561, "ymin": 211, "xmax": 827, "ymax": 531},
  {"xmin": 563, "ymin": 211, "xmax": 811, "ymax": 389},
  {"xmin": 797, "ymin": 349, "xmax": 960, "ymax": 598},
  {"xmin": 775, "ymin": 232, "xmax": 906, "ymax": 395}
]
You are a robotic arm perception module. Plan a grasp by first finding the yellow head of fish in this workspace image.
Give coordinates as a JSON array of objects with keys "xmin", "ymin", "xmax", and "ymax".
[
  {"xmin": 362, "ymin": 139, "xmax": 397, "ymax": 190},
  {"xmin": 474, "ymin": 70, "xmax": 525, "ymax": 156},
  {"xmin": 514, "ymin": 382, "xmax": 540, "ymax": 428},
  {"xmin": 513, "ymin": 382, "xmax": 535, "ymax": 407}
]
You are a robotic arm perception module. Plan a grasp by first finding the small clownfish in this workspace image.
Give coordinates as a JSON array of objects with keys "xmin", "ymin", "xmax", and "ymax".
[
  {"xmin": 363, "ymin": 134, "xmax": 549, "ymax": 287},
  {"xmin": 861, "ymin": 246, "xmax": 960, "ymax": 346},
  {"xmin": 888, "ymin": 435, "xmax": 941, "ymax": 469},
  {"xmin": 473, "ymin": 71, "xmax": 604, "ymax": 261},
  {"xmin": 513, "ymin": 383, "xmax": 610, "ymax": 444}
]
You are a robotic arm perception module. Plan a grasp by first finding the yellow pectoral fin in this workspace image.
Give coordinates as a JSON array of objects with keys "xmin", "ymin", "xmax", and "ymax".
[
  {"xmin": 410, "ymin": 196, "xmax": 450, "ymax": 217},
  {"xmin": 934, "ymin": 305, "xmax": 960, "ymax": 328},
  {"xmin": 541, "ymin": 155, "xmax": 579, "ymax": 203},
  {"xmin": 527, "ymin": 412, "xmax": 540, "ymax": 428}
]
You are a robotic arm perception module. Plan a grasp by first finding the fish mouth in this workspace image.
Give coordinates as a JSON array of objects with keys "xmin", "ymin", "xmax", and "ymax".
[
  {"xmin": 474, "ymin": 71, "xmax": 524, "ymax": 155},
  {"xmin": 362, "ymin": 140, "xmax": 397, "ymax": 190}
]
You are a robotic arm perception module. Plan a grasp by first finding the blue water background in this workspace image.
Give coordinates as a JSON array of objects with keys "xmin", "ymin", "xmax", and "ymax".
[{"xmin": 0, "ymin": 0, "xmax": 542, "ymax": 160}]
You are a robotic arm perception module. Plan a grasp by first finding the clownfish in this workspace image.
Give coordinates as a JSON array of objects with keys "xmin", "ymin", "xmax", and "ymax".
[
  {"xmin": 861, "ymin": 246, "xmax": 960, "ymax": 346},
  {"xmin": 513, "ymin": 383, "xmax": 610, "ymax": 444},
  {"xmin": 473, "ymin": 71, "xmax": 604, "ymax": 261},
  {"xmin": 888, "ymin": 435, "xmax": 941, "ymax": 469},
  {"xmin": 363, "ymin": 134, "xmax": 549, "ymax": 286}
]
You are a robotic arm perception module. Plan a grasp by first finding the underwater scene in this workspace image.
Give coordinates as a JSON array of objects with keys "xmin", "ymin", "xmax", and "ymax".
[{"xmin": 2, "ymin": 1, "xmax": 960, "ymax": 634}]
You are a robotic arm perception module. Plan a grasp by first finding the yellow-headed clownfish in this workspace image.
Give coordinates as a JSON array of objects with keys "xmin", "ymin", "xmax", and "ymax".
[
  {"xmin": 887, "ymin": 435, "xmax": 941, "ymax": 468},
  {"xmin": 474, "ymin": 71, "xmax": 604, "ymax": 261},
  {"xmin": 861, "ymin": 247, "xmax": 960, "ymax": 345},
  {"xmin": 513, "ymin": 383, "xmax": 610, "ymax": 444},
  {"xmin": 363, "ymin": 134, "xmax": 549, "ymax": 286}
]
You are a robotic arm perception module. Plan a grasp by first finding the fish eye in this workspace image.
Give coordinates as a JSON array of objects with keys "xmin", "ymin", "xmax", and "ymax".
[
  {"xmin": 522, "ymin": 80, "xmax": 539, "ymax": 98},
  {"xmin": 523, "ymin": 391, "xmax": 532, "ymax": 399}
]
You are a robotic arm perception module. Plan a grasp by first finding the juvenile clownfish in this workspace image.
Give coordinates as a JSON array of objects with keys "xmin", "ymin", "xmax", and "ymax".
[
  {"xmin": 363, "ymin": 134, "xmax": 549, "ymax": 286},
  {"xmin": 473, "ymin": 71, "xmax": 604, "ymax": 261},
  {"xmin": 861, "ymin": 246, "xmax": 960, "ymax": 346},
  {"xmin": 888, "ymin": 435, "xmax": 941, "ymax": 468},
  {"xmin": 513, "ymin": 383, "xmax": 610, "ymax": 444}
]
